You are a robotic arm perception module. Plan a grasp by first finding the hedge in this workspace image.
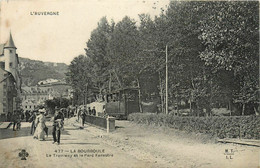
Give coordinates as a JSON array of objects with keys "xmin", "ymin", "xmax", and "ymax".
[{"xmin": 128, "ymin": 113, "xmax": 260, "ymax": 139}]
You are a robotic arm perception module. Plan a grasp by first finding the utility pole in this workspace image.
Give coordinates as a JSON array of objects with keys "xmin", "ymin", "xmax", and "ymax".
[
  {"xmin": 60, "ymin": 94, "xmax": 62, "ymax": 108},
  {"xmin": 109, "ymin": 71, "xmax": 112, "ymax": 93},
  {"xmin": 165, "ymin": 45, "xmax": 168, "ymax": 115},
  {"xmin": 142, "ymin": 45, "xmax": 169, "ymax": 114}
]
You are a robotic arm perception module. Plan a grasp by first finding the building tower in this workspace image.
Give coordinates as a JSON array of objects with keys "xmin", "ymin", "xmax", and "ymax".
[
  {"xmin": 0, "ymin": 32, "xmax": 22, "ymax": 119},
  {"xmin": 3, "ymin": 33, "xmax": 19, "ymax": 83},
  {"xmin": 0, "ymin": 32, "xmax": 22, "ymax": 114}
]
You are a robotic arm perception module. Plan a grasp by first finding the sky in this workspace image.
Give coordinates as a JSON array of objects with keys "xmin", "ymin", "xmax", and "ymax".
[{"xmin": 0, "ymin": 0, "xmax": 169, "ymax": 64}]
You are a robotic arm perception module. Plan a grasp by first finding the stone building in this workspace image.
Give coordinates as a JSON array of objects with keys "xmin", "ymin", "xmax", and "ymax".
[
  {"xmin": 21, "ymin": 86, "xmax": 54, "ymax": 111},
  {"xmin": 0, "ymin": 33, "xmax": 22, "ymax": 120},
  {"xmin": 0, "ymin": 69, "xmax": 17, "ymax": 121},
  {"xmin": 21, "ymin": 83, "xmax": 72, "ymax": 109}
]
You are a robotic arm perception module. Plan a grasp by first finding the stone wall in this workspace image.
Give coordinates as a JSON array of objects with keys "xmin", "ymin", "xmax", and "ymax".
[{"xmin": 84, "ymin": 115, "xmax": 115, "ymax": 132}]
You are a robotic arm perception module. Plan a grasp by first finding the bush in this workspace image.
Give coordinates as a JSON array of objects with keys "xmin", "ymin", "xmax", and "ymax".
[{"xmin": 128, "ymin": 113, "xmax": 260, "ymax": 139}]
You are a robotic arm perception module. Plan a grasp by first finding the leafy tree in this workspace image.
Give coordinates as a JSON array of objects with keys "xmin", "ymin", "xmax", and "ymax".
[
  {"xmin": 67, "ymin": 1, "xmax": 258, "ymax": 116},
  {"xmin": 45, "ymin": 97, "xmax": 70, "ymax": 114},
  {"xmin": 106, "ymin": 16, "xmax": 140, "ymax": 88},
  {"xmin": 66, "ymin": 55, "xmax": 93, "ymax": 105},
  {"xmin": 85, "ymin": 17, "xmax": 114, "ymax": 93},
  {"xmin": 138, "ymin": 14, "xmax": 161, "ymax": 103},
  {"xmin": 149, "ymin": 1, "xmax": 210, "ymax": 115},
  {"xmin": 198, "ymin": 1, "xmax": 259, "ymax": 115}
]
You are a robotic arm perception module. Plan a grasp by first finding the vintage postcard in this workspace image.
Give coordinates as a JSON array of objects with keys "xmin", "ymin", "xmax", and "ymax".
[{"xmin": 0, "ymin": 0, "xmax": 259, "ymax": 168}]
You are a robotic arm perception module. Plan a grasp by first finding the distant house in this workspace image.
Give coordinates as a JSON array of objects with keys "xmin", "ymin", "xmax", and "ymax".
[
  {"xmin": 21, "ymin": 83, "xmax": 72, "ymax": 111},
  {"xmin": 36, "ymin": 80, "xmax": 71, "ymax": 98},
  {"xmin": 21, "ymin": 86, "xmax": 54, "ymax": 111},
  {"xmin": 21, "ymin": 99, "xmax": 38, "ymax": 112},
  {"xmin": 0, "ymin": 33, "xmax": 22, "ymax": 120}
]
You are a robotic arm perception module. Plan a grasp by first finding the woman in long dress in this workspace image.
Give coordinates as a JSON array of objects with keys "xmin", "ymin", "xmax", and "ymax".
[{"xmin": 33, "ymin": 109, "xmax": 46, "ymax": 141}]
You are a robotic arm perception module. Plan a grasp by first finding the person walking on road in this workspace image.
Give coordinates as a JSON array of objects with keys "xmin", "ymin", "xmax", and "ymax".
[
  {"xmin": 88, "ymin": 107, "xmax": 91, "ymax": 115},
  {"xmin": 25, "ymin": 110, "xmax": 30, "ymax": 122},
  {"xmin": 52, "ymin": 109, "xmax": 64, "ymax": 145},
  {"xmin": 7, "ymin": 112, "xmax": 11, "ymax": 122},
  {"xmin": 29, "ymin": 111, "xmax": 37, "ymax": 135},
  {"xmin": 92, "ymin": 106, "xmax": 96, "ymax": 116},
  {"xmin": 12, "ymin": 112, "xmax": 18, "ymax": 131},
  {"xmin": 33, "ymin": 109, "xmax": 47, "ymax": 141},
  {"xmin": 81, "ymin": 110, "xmax": 86, "ymax": 127},
  {"xmin": 16, "ymin": 112, "xmax": 22, "ymax": 131},
  {"xmin": 77, "ymin": 107, "xmax": 81, "ymax": 122}
]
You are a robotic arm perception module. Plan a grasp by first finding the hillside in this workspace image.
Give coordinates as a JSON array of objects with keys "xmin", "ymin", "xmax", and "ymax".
[{"xmin": 19, "ymin": 57, "xmax": 68, "ymax": 86}]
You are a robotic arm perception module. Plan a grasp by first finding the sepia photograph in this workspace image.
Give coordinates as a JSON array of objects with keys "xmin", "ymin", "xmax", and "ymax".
[{"xmin": 0, "ymin": 0, "xmax": 259, "ymax": 167}]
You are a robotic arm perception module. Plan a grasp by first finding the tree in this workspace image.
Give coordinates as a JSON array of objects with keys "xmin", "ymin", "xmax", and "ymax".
[
  {"xmin": 198, "ymin": 1, "xmax": 259, "ymax": 114},
  {"xmin": 106, "ymin": 16, "xmax": 140, "ymax": 88},
  {"xmin": 85, "ymin": 17, "xmax": 114, "ymax": 94},
  {"xmin": 66, "ymin": 55, "xmax": 93, "ymax": 105},
  {"xmin": 138, "ymin": 13, "xmax": 161, "ymax": 106},
  {"xmin": 45, "ymin": 97, "xmax": 70, "ymax": 114},
  {"xmin": 150, "ymin": 1, "xmax": 210, "ymax": 115},
  {"xmin": 68, "ymin": 1, "xmax": 258, "ymax": 116}
]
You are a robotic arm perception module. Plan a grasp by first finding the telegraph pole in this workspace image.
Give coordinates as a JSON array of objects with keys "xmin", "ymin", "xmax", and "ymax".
[
  {"xmin": 142, "ymin": 45, "xmax": 169, "ymax": 114},
  {"xmin": 165, "ymin": 45, "xmax": 168, "ymax": 115}
]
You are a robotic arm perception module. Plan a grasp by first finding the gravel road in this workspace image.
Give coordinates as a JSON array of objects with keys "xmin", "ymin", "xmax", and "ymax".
[{"xmin": 0, "ymin": 118, "xmax": 259, "ymax": 168}]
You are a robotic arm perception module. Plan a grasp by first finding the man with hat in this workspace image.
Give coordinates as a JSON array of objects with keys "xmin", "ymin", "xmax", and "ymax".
[
  {"xmin": 29, "ymin": 110, "xmax": 37, "ymax": 135},
  {"xmin": 25, "ymin": 110, "xmax": 30, "ymax": 122},
  {"xmin": 92, "ymin": 106, "xmax": 96, "ymax": 116},
  {"xmin": 12, "ymin": 110, "xmax": 18, "ymax": 131},
  {"xmin": 81, "ymin": 109, "xmax": 87, "ymax": 127},
  {"xmin": 52, "ymin": 107, "xmax": 64, "ymax": 145}
]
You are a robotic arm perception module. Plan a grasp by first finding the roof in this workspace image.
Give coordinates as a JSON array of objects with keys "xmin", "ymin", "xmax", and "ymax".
[
  {"xmin": 4, "ymin": 33, "xmax": 16, "ymax": 49},
  {"xmin": 0, "ymin": 68, "xmax": 15, "ymax": 83},
  {"xmin": 0, "ymin": 67, "xmax": 10, "ymax": 74}
]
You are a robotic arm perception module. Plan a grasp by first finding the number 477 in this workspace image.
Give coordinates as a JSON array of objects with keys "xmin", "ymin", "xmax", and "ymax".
[{"xmin": 54, "ymin": 149, "xmax": 63, "ymax": 153}]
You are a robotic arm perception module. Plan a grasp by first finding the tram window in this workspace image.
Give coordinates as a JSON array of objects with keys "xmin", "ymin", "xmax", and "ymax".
[
  {"xmin": 121, "ymin": 93, "xmax": 126, "ymax": 99},
  {"xmin": 116, "ymin": 93, "xmax": 119, "ymax": 101},
  {"xmin": 127, "ymin": 92, "xmax": 136, "ymax": 101},
  {"xmin": 119, "ymin": 93, "xmax": 123, "ymax": 99},
  {"xmin": 110, "ymin": 95, "xmax": 113, "ymax": 102},
  {"xmin": 113, "ymin": 93, "xmax": 119, "ymax": 101},
  {"xmin": 107, "ymin": 94, "xmax": 113, "ymax": 102},
  {"xmin": 112, "ymin": 94, "xmax": 116, "ymax": 102}
]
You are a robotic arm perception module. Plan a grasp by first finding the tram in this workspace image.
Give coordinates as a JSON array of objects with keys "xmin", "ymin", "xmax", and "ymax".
[{"xmin": 104, "ymin": 87, "xmax": 140, "ymax": 119}]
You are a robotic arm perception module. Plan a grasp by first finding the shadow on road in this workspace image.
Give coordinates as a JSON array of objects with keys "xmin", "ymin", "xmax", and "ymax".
[
  {"xmin": 115, "ymin": 126, "xmax": 125, "ymax": 129},
  {"xmin": 65, "ymin": 128, "xmax": 80, "ymax": 130},
  {"xmin": 62, "ymin": 142, "xmax": 100, "ymax": 145},
  {"xmin": 60, "ymin": 138, "xmax": 78, "ymax": 140},
  {"xmin": 0, "ymin": 126, "xmax": 70, "ymax": 140},
  {"xmin": 0, "ymin": 127, "xmax": 32, "ymax": 140}
]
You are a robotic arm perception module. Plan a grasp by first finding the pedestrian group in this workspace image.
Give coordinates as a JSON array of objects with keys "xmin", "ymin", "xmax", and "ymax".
[
  {"xmin": 10, "ymin": 105, "xmax": 98, "ymax": 145},
  {"xmin": 29, "ymin": 107, "xmax": 64, "ymax": 145}
]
